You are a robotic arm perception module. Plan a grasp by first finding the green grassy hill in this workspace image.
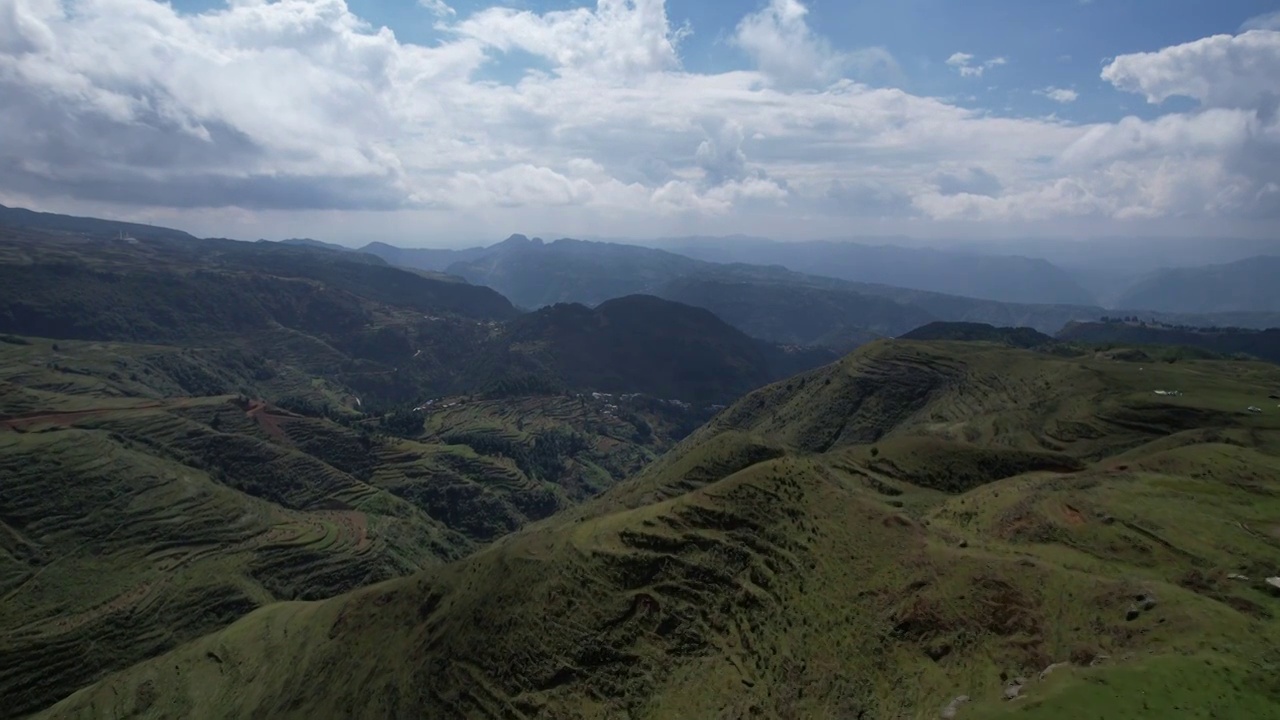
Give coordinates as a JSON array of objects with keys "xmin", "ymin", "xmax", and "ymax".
[
  {"xmin": 35, "ymin": 340, "xmax": 1280, "ymax": 719},
  {"xmin": 0, "ymin": 333, "xmax": 712, "ymax": 716}
]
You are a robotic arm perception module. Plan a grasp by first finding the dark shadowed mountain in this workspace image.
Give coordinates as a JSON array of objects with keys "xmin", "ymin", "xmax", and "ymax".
[
  {"xmin": 899, "ymin": 321, "xmax": 1053, "ymax": 348},
  {"xmin": 0, "ymin": 229, "xmax": 518, "ymax": 344},
  {"xmin": 436, "ymin": 235, "xmax": 1097, "ymax": 336},
  {"xmin": 280, "ymin": 237, "xmax": 352, "ymax": 252},
  {"xmin": 0, "ymin": 222, "xmax": 824, "ymax": 407},
  {"xmin": 359, "ymin": 240, "xmax": 494, "ymax": 273},
  {"xmin": 652, "ymin": 276, "xmax": 935, "ymax": 349},
  {"xmin": 432, "ymin": 233, "xmax": 1280, "ymax": 337},
  {"xmin": 649, "ymin": 237, "xmax": 1098, "ymax": 306},
  {"xmin": 1113, "ymin": 256, "xmax": 1280, "ymax": 314},
  {"xmin": 445, "ymin": 236, "xmax": 708, "ymax": 309},
  {"xmin": 488, "ymin": 295, "xmax": 836, "ymax": 406},
  {"xmin": 0, "ymin": 203, "xmax": 196, "ymax": 241},
  {"xmin": 950, "ymin": 236, "xmax": 1280, "ymax": 305},
  {"xmin": 1057, "ymin": 320, "xmax": 1280, "ymax": 365}
]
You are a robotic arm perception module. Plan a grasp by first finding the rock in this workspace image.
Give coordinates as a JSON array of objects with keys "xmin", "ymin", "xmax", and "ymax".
[
  {"xmin": 1267, "ymin": 577, "xmax": 1280, "ymax": 596},
  {"xmin": 1039, "ymin": 661, "xmax": 1070, "ymax": 681},
  {"xmin": 1228, "ymin": 573, "xmax": 1250, "ymax": 581},
  {"xmin": 1126, "ymin": 605, "xmax": 1142, "ymax": 621},
  {"xmin": 1137, "ymin": 593, "xmax": 1157, "ymax": 611},
  {"xmin": 958, "ymin": 539, "xmax": 969, "ymax": 549},
  {"xmin": 940, "ymin": 695, "xmax": 970, "ymax": 719},
  {"xmin": 1004, "ymin": 679, "xmax": 1025, "ymax": 701},
  {"xmin": 1102, "ymin": 515, "xmax": 1116, "ymax": 525}
]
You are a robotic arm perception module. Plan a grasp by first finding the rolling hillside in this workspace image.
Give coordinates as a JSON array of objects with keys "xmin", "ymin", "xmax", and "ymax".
[
  {"xmin": 0, "ymin": 223, "xmax": 835, "ymax": 714},
  {"xmin": 36, "ymin": 340, "xmax": 1280, "ymax": 719},
  {"xmin": 0, "ymin": 332, "xmax": 715, "ymax": 716}
]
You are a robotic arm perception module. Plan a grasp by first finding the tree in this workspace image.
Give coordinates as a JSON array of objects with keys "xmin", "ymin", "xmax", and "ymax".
[{"xmin": 382, "ymin": 408, "xmax": 424, "ymax": 438}]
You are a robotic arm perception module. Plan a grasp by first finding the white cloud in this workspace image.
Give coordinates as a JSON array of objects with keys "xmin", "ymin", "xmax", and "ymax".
[
  {"xmin": 732, "ymin": 0, "xmax": 896, "ymax": 87},
  {"xmin": 451, "ymin": 0, "xmax": 686, "ymax": 79},
  {"xmin": 0, "ymin": 0, "xmax": 1276, "ymax": 241},
  {"xmin": 946, "ymin": 52, "xmax": 1006, "ymax": 78},
  {"xmin": 1038, "ymin": 87, "xmax": 1079, "ymax": 103},
  {"xmin": 419, "ymin": 0, "xmax": 455, "ymax": 18},
  {"xmin": 1101, "ymin": 30, "xmax": 1280, "ymax": 109},
  {"xmin": 1241, "ymin": 11, "xmax": 1280, "ymax": 32}
]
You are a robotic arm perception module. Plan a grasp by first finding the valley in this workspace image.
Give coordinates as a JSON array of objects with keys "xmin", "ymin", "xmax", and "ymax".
[
  {"xmin": 2, "ymin": 207, "xmax": 1279, "ymax": 719},
  {"xmin": 25, "ymin": 339, "xmax": 1280, "ymax": 719}
]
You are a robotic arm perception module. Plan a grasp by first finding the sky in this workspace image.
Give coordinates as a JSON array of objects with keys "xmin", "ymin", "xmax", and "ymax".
[{"xmin": 1, "ymin": 0, "xmax": 1279, "ymax": 247}]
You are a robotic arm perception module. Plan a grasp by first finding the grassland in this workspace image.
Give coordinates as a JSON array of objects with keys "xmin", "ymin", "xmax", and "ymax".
[
  {"xmin": 29, "ymin": 339, "xmax": 1280, "ymax": 719},
  {"xmin": 0, "ymin": 335, "xmax": 698, "ymax": 716}
]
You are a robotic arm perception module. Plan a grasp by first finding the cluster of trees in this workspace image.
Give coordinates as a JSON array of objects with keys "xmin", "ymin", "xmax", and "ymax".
[
  {"xmin": 1099, "ymin": 316, "xmax": 1255, "ymax": 334},
  {"xmin": 381, "ymin": 408, "xmax": 425, "ymax": 438}
]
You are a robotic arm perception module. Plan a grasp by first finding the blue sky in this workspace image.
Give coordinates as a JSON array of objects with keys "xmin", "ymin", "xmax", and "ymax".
[
  {"xmin": 3, "ymin": 0, "xmax": 1279, "ymax": 245},
  {"xmin": 309, "ymin": 0, "xmax": 1278, "ymax": 121}
]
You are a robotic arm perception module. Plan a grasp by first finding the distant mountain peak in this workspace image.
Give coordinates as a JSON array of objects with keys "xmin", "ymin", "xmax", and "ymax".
[{"xmin": 498, "ymin": 234, "xmax": 542, "ymax": 247}]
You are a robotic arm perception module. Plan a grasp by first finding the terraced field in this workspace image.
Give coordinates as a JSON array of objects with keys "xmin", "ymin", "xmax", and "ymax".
[
  {"xmin": 33, "ymin": 339, "xmax": 1280, "ymax": 718},
  {"xmin": 0, "ymin": 336, "xmax": 696, "ymax": 715}
]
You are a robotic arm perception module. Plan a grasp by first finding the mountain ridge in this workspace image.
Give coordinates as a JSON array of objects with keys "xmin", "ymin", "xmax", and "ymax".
[{"xmin": 33, "ymin": 339, "xmax": 1280, "ymax": 718}]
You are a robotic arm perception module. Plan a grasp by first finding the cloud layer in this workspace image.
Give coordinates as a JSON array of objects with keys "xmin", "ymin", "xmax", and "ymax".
[{"xmin": 1, "ymin": 0, "xmax": 1278, "ymax": 239}]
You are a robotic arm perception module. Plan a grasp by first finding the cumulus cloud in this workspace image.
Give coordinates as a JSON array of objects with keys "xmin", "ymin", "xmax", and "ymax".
[
  {"xmin": 452, "ymin": 0, "xmax": 687, "ymax": 79},
  {"xmin": 947, "ymin": 52, "xmax": 1006, "ymax": 77},
  {"xmin": 0, "ymin": 0, "xmax": 1277, "ymax": 237},
  {"xmin": 732, "ymin": 0, "xmax": 897, "ymax": 87},
  {"xmin": 695, "ymin": 121, "xmax": 749, "ymax": 185},
  {"xmin": 1101, "ymin": 30, "xmax": 1280, "ymax": 110}
]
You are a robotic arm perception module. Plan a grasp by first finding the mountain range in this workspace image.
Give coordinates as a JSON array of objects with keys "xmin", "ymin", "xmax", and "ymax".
[
  {"xmin": 5, "ymin": 204, "xmax": 1280, "ymax": 717},
  {"xmin": 0, "ymin": 225, "xmax": 820, "ymax": 409},
  {"xmin": 645, "ymin": 235, "xmax": 1100, "ymax": 306},
  {"xmin": 1113, "ymin": 256, "xmax": 1280, "ymax": 314}
]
